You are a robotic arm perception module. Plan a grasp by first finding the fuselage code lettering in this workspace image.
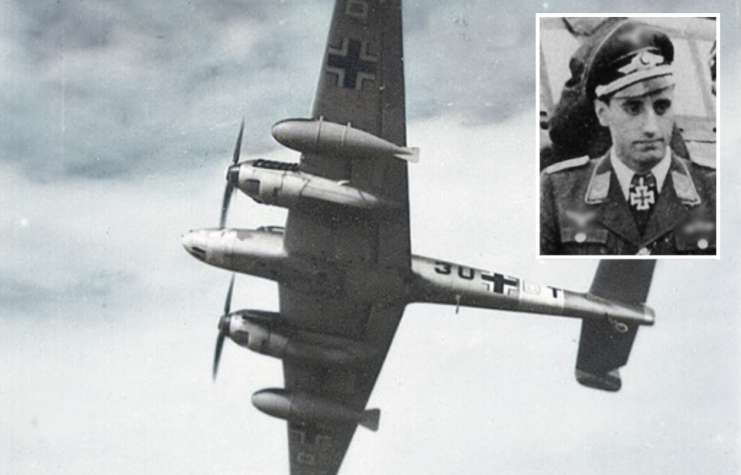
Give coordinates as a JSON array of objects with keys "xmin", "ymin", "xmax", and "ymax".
[{"xmin": 434, "ymin": 261, "xmax": 520, "ymax": 295}]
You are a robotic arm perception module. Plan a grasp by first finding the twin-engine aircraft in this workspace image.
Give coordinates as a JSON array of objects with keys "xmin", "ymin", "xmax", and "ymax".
[{"xmin": 182, "ymin": 1, "xmax": 656, "ymax": 474}]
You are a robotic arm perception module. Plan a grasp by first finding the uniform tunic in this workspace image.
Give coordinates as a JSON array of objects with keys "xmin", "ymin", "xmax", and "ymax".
[{"xmin": 540, "ymin": 151, "xmax": 716, "ymax": 255}]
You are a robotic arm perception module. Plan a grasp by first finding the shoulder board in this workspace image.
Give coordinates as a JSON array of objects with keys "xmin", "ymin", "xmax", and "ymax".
[
  {"xmin": 690, "ymin": 157, "xmax": 717, "ymax": 171},
  {"xmin": 684, "ymin": 142, "xmax": 716, "ymax": 170},
  {"xmin": 543, "ymin": 155, "xmax": 590, "ymax": 174}
]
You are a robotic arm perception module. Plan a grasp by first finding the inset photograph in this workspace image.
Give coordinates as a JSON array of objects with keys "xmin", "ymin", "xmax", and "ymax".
[{"xmin": 538, "ymin": 16, "xmax": 717, "ymax": 256}]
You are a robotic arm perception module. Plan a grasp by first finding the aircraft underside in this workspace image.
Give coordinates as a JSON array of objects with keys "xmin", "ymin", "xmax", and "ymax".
[{"xmin": 182, "ymin": 114, "xmax": 655, "ymax": 475}]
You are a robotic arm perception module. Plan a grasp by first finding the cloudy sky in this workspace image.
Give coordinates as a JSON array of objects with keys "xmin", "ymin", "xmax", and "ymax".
[{"xmin": 1, "ymin": 1, "xmax": 738, "ymax": 474}]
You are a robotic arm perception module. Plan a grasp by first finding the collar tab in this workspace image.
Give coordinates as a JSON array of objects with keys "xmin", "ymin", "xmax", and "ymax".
[
  {"xmin": 585, "ymin": 171, "xmax": 611, "ymax": 203},
  {"xmin": 672, "ymin": 170, "xmax": 701, "ymax": 206}
]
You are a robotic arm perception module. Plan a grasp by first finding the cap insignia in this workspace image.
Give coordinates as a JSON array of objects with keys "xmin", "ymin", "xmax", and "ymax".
[{"xmin": 618, "ymin": 50, "xmax": 665, "ymax": 75}]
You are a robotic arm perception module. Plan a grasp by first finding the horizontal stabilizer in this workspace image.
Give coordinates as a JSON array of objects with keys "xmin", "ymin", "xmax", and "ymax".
[
  {"xmin": 575, "ymin": 368, "xmax": 622, "ymax": 392},
  {"xmin": 589, "ymin": 260, "xmax": 655, "ymax": 303},
  {"xmin": 576, "ymin": 260, "xmax": 656, "ymax": 391},
  {"xmin": 359, "ymin": 408, "xmax": 381, "ymax": 432},
  {"xmin": 394, "ymin": 147, "xmax": 420, "ymax": 163},
  {"xmin": 575, "ymin": 321, "xmax": 638, "ymax": 391}
]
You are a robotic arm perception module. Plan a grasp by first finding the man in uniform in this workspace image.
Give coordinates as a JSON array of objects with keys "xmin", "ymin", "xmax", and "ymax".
[
  {"xmin": 544, "ymin": 18, "xmax": 689, "ymax": 167},
  {"xmin": 540, "ymin": 21, "xmax": 716, "ymax": 256}
]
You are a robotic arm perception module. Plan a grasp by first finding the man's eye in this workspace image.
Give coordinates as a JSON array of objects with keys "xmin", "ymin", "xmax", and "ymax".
[
  {"xmin": 654, "ymin": 99, "xmax": 672, "ymax": 115},
  {"xmin": 622, "ymin": 102, "xmax": 642, "ymax": 115}
]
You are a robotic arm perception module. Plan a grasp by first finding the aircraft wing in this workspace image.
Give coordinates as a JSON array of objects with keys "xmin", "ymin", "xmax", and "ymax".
[
  {"xmin": 278, "ymin": 1, "xmax": 409, "ymax": 474},
  {"xmin": 283, "ymin": 0, "xmax": 410, "ymax": 267},
  {"xmin": 280, "ymin": 293, "xmax": 405, "ymax": 475},
  {"xmin": 575, "ymin": 260, "xmax": 656, "ymax": 391}
]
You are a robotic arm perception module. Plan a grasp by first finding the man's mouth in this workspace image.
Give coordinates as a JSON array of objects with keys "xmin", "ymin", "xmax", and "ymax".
[{"xmin": 635, "ymin": 139, "xmax": 664, "ymax": 149}]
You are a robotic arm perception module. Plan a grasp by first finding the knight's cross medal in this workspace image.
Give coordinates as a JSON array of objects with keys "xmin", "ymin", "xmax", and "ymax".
[{"xmin": 629, "ymin": 172, "xmax": 657, "ymax": 235}]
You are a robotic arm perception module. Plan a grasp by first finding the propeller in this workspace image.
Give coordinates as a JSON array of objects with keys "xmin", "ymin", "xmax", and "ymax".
[
  {"xmin": 219, "ymin": 119, "xmax": 245, "ymax": 228},
  {"xmin": 213, "ymin": 273, "xmax": 236, "ymax": 380}
]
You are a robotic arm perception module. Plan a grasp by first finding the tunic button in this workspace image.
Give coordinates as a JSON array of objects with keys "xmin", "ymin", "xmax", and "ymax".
[
  {"xmin": 637, "ymin": 247, "xmax": 651, "ymax": 255},
  {"xmin": 698, "ymin": 239, "xmax": 709, "ymax": 250},
  {"xmin": 575, "ymin": 232, "xmax": 587, "ymax": 243}
]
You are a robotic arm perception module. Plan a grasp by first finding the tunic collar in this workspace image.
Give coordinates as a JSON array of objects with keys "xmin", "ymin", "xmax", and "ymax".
[
  {"xmin": 609, "ymin": 147, "xmax": 671, "ymax": 200},
  {"xmin": 585, "ymin": 148, "xmax": 697, "ymax": 205}
]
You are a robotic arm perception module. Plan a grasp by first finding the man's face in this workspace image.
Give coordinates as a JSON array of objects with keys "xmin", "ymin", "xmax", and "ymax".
[{"xmin": 595, "ymin": 85, "xmax": 675, "ymax": 172}]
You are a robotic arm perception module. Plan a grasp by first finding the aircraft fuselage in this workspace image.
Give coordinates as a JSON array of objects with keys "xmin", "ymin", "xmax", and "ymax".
[{"xmin": 182, "ymin": 228, "xmax": 654, "ymax": 328}]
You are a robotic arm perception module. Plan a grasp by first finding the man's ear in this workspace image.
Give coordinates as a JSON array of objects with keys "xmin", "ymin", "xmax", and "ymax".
[{"xmin": 594, "ymin": 99, "xmax": 610, "ymax": 127}]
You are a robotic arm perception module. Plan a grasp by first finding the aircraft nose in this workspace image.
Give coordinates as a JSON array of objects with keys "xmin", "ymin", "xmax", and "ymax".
[
  {"xmin": 226, "ymin": 164, "xmax": 241, "ymax": 186},
  {"xmin": 182, "ymin": 229, "xmax": 209, "ymax": 261},
  {"xmin": 218, "ymin": 313, "xmax": 231, "ymax": 335}
]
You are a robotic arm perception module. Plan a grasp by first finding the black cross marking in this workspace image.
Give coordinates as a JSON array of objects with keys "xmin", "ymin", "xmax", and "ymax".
[
  {"xmin": 327, "ymin": 38, "xmax": 377, "ymax": 89},
  {"xmin": 481, "ymin": 273, "xmax": 519, "ymax": 294}
]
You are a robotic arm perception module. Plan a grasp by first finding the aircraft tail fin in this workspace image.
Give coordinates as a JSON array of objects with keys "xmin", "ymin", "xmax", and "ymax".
[
  {"xmin": 394, "ymin": 147, "xmax": 420, "ymax": 163},
  {"xmin": 359, "ymin": 408, "xmax": 381, "ymax": 432},
  {"xmin": 575, "ymin": 260, "xmax": 656, "ymax": 391}
]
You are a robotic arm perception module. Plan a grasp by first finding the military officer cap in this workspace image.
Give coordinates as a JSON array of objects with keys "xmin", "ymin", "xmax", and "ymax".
[{"xmin": 586, "ymin": 20, "xmax": 675, "ymax": 102}]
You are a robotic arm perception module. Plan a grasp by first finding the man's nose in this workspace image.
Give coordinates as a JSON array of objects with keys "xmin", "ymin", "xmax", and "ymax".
[{"xmin": 642, "ymin": 108, "xmax": 659, "ymax": 137}]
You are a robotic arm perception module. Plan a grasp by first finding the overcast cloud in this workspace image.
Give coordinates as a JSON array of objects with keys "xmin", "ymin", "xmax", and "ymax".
[{"xmin": 1, "ymin": 1, "xmax": 739, "ymax": 474}]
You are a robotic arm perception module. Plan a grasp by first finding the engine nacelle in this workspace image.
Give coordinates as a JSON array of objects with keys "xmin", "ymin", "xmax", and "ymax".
[
  {"xmin": 251, "ymin": 388, "xmax": 380, "ymax": 431},
  {"xmin": 224, "ymin": 310, "xmax": 287, "ymax": 358},
  {"xmin": 224, "ymin": 310, "xmax": 378, "ymax": 365},
  {"xmin": 271, "ymin": 118, "xmax": 419, "ymax": 163},
  {"xmin": 226, "ymin": 159, "xmax": 393, "ymax": 209}
]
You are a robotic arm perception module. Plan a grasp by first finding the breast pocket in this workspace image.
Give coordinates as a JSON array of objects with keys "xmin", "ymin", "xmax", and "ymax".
[
  {"xmin": 560, "ymin": 226, "xmax": 610, "ymax": 255},
  {"xmin": 674, "ymin": 219, "xmax": 716, "ymax": 254}
]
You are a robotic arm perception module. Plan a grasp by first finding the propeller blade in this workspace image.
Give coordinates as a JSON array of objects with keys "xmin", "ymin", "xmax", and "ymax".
[
  {"xmin": 219, "ymin": 120, "xmax": 245, "ymax": 228},
  {"xmin": 213, "ymin": 331, "xmax": 226, "ymax": 381},
  {"xmin": 232, "ymin": 119, "xmax": 245, "ymax": 165},
  {"xmin": 224, "ymin": 274, "xmax": 235, "ymax": 315},
  {"xmin": 213, "ymin": 275, "xmax": 235, "ymax": 381},
  {"xmin": 219, "ymin": 183, "xmax": 234, "ymax": 228}
]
